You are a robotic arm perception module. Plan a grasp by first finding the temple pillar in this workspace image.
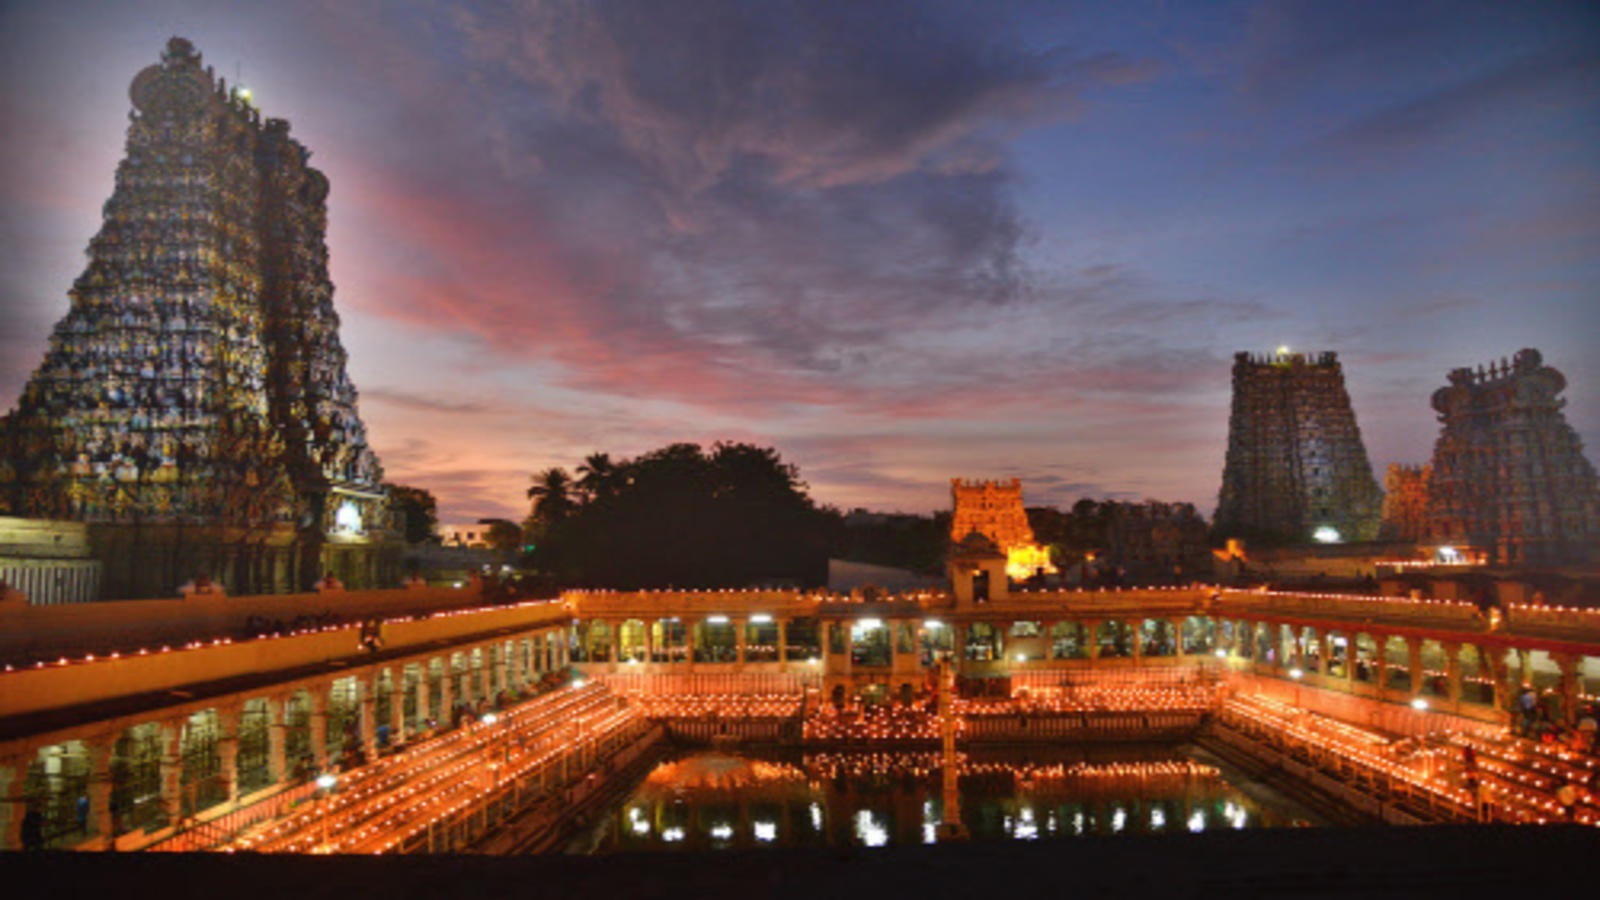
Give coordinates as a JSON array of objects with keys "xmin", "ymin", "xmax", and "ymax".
[
  {"xmin": 1086, "ymin": 620, "xmax": 1102, "ymax": 661},
  {"xmin": 1443, "ymin": 643, "xmax": 1463, "ymax": 708},
  {"xmin": 307, "ymin": 685, "xmax": 330, "ymax": 771},
  {"xmin": 1344, "ymin": 636, "xmax": 1357, "ymax": 691},
  {"xmin": 1317, "ymin": 632, "xmax": 1332, "ymax": 677},
  {"xmin": 216, "ymin": 703, "xmax": 242, "ymax": 807},
  {"xmin": 483, "ymin": 645, "xmax": 498, "ymax": 698},
  {"xmin": 439, "ymin": 661, "xmax": 455, "ymax": 727},
  {"xmin": 735, "ymin": 618, "xmax": 748, "ymax": 669},
  {"xmin": 1130, "ymin": 618, "xmax": 1144, "ymax": 664},
  {"xmin": 1407, "ymin": 637, "xmax": 1424, "ymax": 697},
  {"xmin": 891, "ymin": 619, "xmax": 918, "ymax": 675},
  {"xmin": 777, "ymin": 619, "xmax": 789, "ymax": 667},
  {"xmin": 1488, "ymin": 651, "xmax": 1512, "ymax": 723},
  {"xmin": 266, "ymin": 695, "xmax": 288, "ymax": 785},
  {"xmin": 1372, "ymin": 635, "xmax": 1389, "ymax": 700},
  {"xmin": 390, "ymin": 670, "xmax": 408, "ymax": 745},
  {"xmin": 1170, "ymin": 618, "xmax": 1186, "ymax": 659},
  {"xmin": 1555, "ymin": 653, "xmax": 1583, "ymax": 726},
  {"xmin": 0, "ymin": 751, "xmax": 29, "ymax": 850},
  {"xmin": 643, "ymin": 620, "xmax": 656, "ymax": 663},
  {"xmin": 832, "ymin": 621, "xmax": 857, "ymax": 675},
  {"xmin": 86, "ymin": 735, "xmax": 115, "ymax": 845},
  {"xmin": 684, "ymin": 618, "xmax": 698, "ymax": 671},
  {"xmin": 414, "ymin": 665, "xmax": 432, "ymax": 727},
  {"xmin": 359, "ymin": 682, "xmax": 378, "ymax": 761},
  {"xmin": 157, "ymin": 718, "xmax": 184, "ymax": 823}
]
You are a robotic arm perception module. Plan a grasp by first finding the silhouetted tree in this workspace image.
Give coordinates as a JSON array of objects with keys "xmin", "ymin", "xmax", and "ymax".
[
  {"xmin": 387, "ymin": 484, "xmax": 438, "ymax": 544},
  {"xmin": 479, "ymin": 518, "xmax": 523, "ymax": 555},
  {"xmin": 529, "ymin": 442, "xmax": 832, "ymax": 588},
  {"xmin": 574, "ymin": 452, "xmax": 621, "ymax": 504},
  {"xmin": 526, "ymin": 468, "xmax": 576, "ymax": 530}
]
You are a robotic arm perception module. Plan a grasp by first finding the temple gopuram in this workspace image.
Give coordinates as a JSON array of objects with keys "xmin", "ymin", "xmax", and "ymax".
[
  {"xmin": 1424, "ymin": 348, "xmax": 1600, "ymax": 565},
  {"xmin": 949, "ymin": 478, "xmax": 1055, "ymax": 580},
  {"xmin": 1215, "ymin": 350, "xmax": 1383, "ymax": 544},
  {"xmin": 0, "ymin": 38, "xmax": 399, "ymax": 598},
  {"xmin": 1378, "ymin": 463, "xmax": 1431, "ymax": 542}
]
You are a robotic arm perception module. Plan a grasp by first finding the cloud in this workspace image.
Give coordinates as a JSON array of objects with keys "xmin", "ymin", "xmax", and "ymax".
[
  {"xmin": 361, "ymin": 387, "xmax": 495, "ymax": 415},
  {"xmin": 317, "ymin": 0, "xmax": 1161, "ymax": 418},
  {"xmin": 1317, "ymin": 51, "xmax": 1600, "ymax": 156}
]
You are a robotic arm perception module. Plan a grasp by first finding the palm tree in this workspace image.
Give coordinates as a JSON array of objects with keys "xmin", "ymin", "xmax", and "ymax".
[
  {"xmin": 574, "ymin": 452, "xmax": 617, "ymax": 504},
  {"xmin": 526, "ymin": 467, "xmax": 575, "ymax": 526}
]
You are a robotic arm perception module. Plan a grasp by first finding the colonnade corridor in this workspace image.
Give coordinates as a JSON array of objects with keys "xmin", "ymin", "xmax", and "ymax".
[{"xmin": 8, "ymin": 620, "xmax": 577, "ymax": 852}]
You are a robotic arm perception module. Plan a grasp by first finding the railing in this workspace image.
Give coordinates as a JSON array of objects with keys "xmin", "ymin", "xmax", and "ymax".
[
  {"xmin": 390, "ymin": 716, "xmax": 658, "ymax": 854},
  {"xmin": 1217, "ymin": 589, "xmax": 1483, "ymax": 628},
  {"xmin": 144, "ymin": 781, "xmax": 318, "ymax": 852}
]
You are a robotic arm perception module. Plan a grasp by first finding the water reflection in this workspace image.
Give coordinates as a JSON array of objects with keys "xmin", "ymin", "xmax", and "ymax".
[{"xmin": 583, "ymin": 748, "xmax": 1301, "ymax": 853}]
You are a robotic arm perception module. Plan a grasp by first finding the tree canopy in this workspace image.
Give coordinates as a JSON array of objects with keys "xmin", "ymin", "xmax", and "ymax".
[
  {"xmin": 527, "ymin": 442, "xmax": 833, "ymax": 589},
  {"xmin": 386, "ymin": 484, "xmax": 438, "ymax": 544}
]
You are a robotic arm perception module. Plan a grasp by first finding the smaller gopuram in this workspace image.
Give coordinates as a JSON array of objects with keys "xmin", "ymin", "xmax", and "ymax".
[
  {"xmin": 949, "ymin": 478, "xmax": 1055, "ymax": 580},
  {"xmin": 1379, "ymin": 463, "xmax": 1431, "ymax": 542},
  {"xmin": 1425, "ymin": 349, "xmax": 1599, "ymax": 565},
  {"xmin": 1215, "ymin": 350, "xmax": 1383, "ymax": 544}
]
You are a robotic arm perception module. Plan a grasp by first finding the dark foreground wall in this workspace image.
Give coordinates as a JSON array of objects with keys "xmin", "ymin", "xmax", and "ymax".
[{"xmin": 2, "ymin": 825, "xmax": 1590, "ymax": 899}]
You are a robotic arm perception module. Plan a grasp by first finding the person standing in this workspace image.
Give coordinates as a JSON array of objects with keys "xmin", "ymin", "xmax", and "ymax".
[{"xmin": 1517, "ymin": 686, "xmax": 1538, "ymax": 736}]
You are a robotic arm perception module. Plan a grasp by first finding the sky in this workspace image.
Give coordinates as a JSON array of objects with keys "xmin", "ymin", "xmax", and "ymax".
[{"xmin": 1, "ymin": 0, "xmax": 1596, "ymax": 523}]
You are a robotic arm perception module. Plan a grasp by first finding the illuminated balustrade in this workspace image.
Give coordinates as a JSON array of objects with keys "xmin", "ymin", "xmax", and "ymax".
[
  {"xmin": 798, "ymin": 751, "xmax": 1218, "ymax": 782},
  {"xmin": 226, "ymin": 682, "xmax": 626, "ymax": 853},
  {"xmin": 1220, "ymin": 695, "xmax": 1600, "ymax": 826}
]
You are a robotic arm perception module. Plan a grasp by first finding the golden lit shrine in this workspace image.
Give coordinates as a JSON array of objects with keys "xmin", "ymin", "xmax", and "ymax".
[{"xmin": 949, "ymin": 478, "xmax": 1056, "ymax": 581}]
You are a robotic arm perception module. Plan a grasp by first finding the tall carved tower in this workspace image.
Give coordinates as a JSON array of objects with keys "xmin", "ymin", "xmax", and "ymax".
[
  {"xmin": 0, "ymin": 38, "xmax": 396, "ymax": 597},
  {"xmin": 1425, "ymin": 349, "xmax": 1599, "ymax": 565},
  {"xmin": 1215, "ymin": 351, "xmax": 1383, "ymax": 543}
]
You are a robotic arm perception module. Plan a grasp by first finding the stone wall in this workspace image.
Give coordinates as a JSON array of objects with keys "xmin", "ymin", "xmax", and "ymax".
[{"xmin": 1379, "ymin": 463, "xmax": 1430, "ymax": 542}]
